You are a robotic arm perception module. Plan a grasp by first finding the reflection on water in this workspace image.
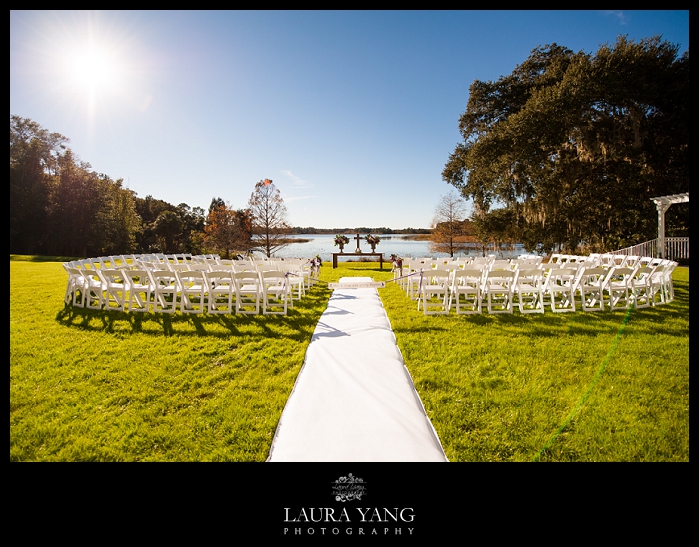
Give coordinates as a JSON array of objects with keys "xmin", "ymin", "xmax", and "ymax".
[{"xmin": 268, "ymin": 234, "xmax": 526, "ymax": 262}]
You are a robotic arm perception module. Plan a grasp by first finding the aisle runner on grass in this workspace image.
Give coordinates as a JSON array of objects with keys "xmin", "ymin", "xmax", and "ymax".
[{"xmin": 267, "ymin": 277, "xmax": 448, "ymax": 461}]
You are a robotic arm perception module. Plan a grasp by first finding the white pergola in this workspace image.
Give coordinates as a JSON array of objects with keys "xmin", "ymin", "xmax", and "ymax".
[{"xmin": 650, "ymin": 192, "xmax": 689, "ymax": 258}]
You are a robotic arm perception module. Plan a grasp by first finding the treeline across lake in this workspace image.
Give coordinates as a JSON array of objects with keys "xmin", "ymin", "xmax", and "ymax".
[{"xmin": 289, "ymin": 227, "xmax": 431, "ymax": 235}]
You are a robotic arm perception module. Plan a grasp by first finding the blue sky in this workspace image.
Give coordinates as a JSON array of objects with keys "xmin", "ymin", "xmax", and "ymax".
[{"xmin": 10, "ymin": 10, "xmax": 689, "ymax": 229}]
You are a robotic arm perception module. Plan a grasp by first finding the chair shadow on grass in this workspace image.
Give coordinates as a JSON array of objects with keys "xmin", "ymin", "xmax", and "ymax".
[
  {"xmin": 53, "ymin": 275, "xmax": 687, "ymax": 340},
  {"xmin": 54, "ymin": 286, "xmax": 332, "ymax": 340},
  {"xmin": 390, "ymin": 296, "xmax": 688, "ymax": 340}
]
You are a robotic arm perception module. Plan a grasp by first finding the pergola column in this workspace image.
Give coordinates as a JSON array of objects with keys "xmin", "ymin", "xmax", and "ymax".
[{"xmin": 650, "ymin": 193, "xmax": 689, "ymax": 259}]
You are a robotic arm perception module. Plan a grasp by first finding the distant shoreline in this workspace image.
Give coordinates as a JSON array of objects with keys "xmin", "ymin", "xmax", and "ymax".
[
  {"xmin": 286, "ymin": 233, "xmax": 463, "ymax": 242},
  {"xmin": 289, "ymin": 228, "xmax": 431, "ymax": 235},
  {"xmin": 283, "ymin": 234, "xmax": 430, "ymax": 244}
]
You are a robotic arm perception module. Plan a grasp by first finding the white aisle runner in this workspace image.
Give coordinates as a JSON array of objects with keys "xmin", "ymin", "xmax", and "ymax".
[{"xmin": 267, "ymin": 277, "xmax": 448, "ymax": 462}]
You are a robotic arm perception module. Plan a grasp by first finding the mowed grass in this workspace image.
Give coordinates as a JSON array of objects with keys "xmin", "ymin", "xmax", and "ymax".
[
  {"xmin": 10, "ymin": 256, "xmax": 689, "ymax": 461},
  {"xmin": 375, "ymin": 263, "xmax": 690, "ymax": 462},
  {"xmin": 10, "ymin": 256, "xmax": 332, "ymax": 461}
]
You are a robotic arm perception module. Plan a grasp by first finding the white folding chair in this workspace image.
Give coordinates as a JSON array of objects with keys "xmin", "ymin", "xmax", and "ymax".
[
  {"xmin": 281, "ymin": 260, "xmax": 305, "ymax": 302},
  {"xmin": 121, "ymin": 255, "xmax": 138, "ymax": 269},
  {"xmin": 629, "ymin": 266, "xmax": 654, "ymax": 309},
  {"xmin": 450, "ymin": 269, "xmax": 484, "ymax": 314},
  {"xmin": 418, "ymin": 269, "xmax": 452, "ymax": 315},
  {"xmin": 647, "ymin": 263, "xmax": 668, "ymax": 306},
  {"xmin": 256, "ymin": 262, "xmax": 279, "ymax": 274},
  {"xmin": 168, "ymin": 263, "xmax": 191, "ymax": 274},
  {"xmin": 260, "ymin": 270, "xmax": 289, "ymax": 315},
  {"xmin": 188, "ymin": 263, "xmax": 212, "ymax": 273},
  {"xmin": 93, "ymin": 257, "xmax": 110, "ymax": 269},
  {"xmin": 419, "ymin": 258, "xmax": 439, "ymax": 271},
  {"xmin": 98, "ymin": 269, "xmax": 128, "ymax": 312},
  {"xmin": 403, "ymin": 261, "xmax": 422, "ymax": 300},
  {"xmin": 177, "ymin": 270, "xmax": 209, "ymax": 314},
  {"xmin": 483, "ymin": 269, "xmax": 516, "ymax": 314},
  {"xmin": 107, "ymin": 256, "xmax": 126, "ymax": 269},
  {"xmin": 623, "ymin": 255, "xmax": 642, "ymax": 269},
  {"xmin": 609, "ymin": 254, "xmax": 627, "ymax": 268},
  {"xmin": 546, "ymin": 267, "xmax": 578, "ymax": 313},
  {"xmin": 514, "ymin": 268, "xmax": 545, "ymax": 314},
  {"xmin": 391, "ymin": 259, "xmax": 405, "ymax": 288},
  {"xmin": 469, "ymin": 257, "xmax": 491, "ymax": 270},
  {"xmin": 637, "ymin": 256, "xmax": 655, "ymax": 268},
  {"xmin": 154, "ymin": 253, "xmax": 169, "ymax": 266},
  {"xmin": 442, "ymin": 259, "xmax": 462, "ymax": 272},
  {"xmin": 661, "ymin": 261, "xmax": 678, "ymax": 303},
  {"xmin": 63, "ymin": 265, "xmax": 87, "ymax": 307},
  {"xmin": 80, "ymin": 269, "xmax": 105, "ymax": 310},
  {"xmin": 298, "ymin": 260, "xmax": 314, "ymax": 290},
  {"xmin": 603, "ymin": 267, "xmax": 635, "ymax": 311},
  {"xmin": 228, "ymin": 259, "xmax": 243, "ymax": 273},
  {"xmin": 597, "ymin": 253, "xmax": 615, "ymax": 268},
  {"xmin": 122, "ymin": 269, "xmax": 153, "ymax": 313},
  {"xmin": 489, "ymin": 259, "xmax": 513, "ymax": 271},
  {"xmin": 208, "ymin": 271, "xmax": 235, "ymax": 314},
  {"xmin": 549, "ymin": 253, "xmax": 564, "ymax": 264},
  {"xmin": 151, "ymin": 270, "xmax": 179, "ymax": 313},
  {"xmin": 233, "ymin": 271, "xmax": 261, "ymax": 315},
  {"xmin": 577, "ymin": 267, "xmax": 608, "ymax": 312}
]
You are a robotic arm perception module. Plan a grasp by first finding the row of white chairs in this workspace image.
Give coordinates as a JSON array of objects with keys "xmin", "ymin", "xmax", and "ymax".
[
  {"xmin": 66, "ymin": 253, "xmax": 310, "ymax": 270},
  {"xmin": 71, "ymin": 253, "xmax": 202, "ymax": 267},
  {"xmin": 394, "ymin": 257, "xmax": 678, "ymax": 315},
  {"xmin": 394, "ymin": 256, "xmax": 545, "ymax": 300},
  {"xmin": 394, "ymin": 255, "xmax": 543, "ymax": 279},
  {"xmin": 63, "ymin": 257, "xmax": 320, "ymax": 316},
  {"xmin": 65, "ymin": 254, "xmax": 320, "ymax": 289},
  {"xmin": 65, "ymin": 253, "xmax": 278, "ymax": 269},
  {"xmin": 550, "ymin": 253, "xmax": 658, "ymax": 269},
  {"xmin": 134, "ymin": 258, "xmax": 318, "ymax": 288}
]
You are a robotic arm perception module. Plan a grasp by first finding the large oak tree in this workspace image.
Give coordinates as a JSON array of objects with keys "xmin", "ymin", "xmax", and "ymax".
[{"xmin": 443, "ymin": 36, "xmax": 688, "ymax": 255}]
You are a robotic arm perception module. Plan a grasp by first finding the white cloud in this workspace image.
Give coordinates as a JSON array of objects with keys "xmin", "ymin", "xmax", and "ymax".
[
  {"xmin": 283, "ymin": 195, "xmax": 316, "ymax": 203},
  {"xmin": 604, "ymin": 10, "xmax": 628, "ymax": 25},
  {"xmin": 281, "ymin": 169, "xmax": 313, "ymax": 188}
]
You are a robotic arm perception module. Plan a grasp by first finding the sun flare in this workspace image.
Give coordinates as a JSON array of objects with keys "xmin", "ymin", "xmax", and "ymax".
[
  {"xmin": 62, "ymin": 43, "xmax": 123, "ymax": 95},
  {"xmin": 68, "ymin": 48, "xmax": 118, "ymax": 89}
]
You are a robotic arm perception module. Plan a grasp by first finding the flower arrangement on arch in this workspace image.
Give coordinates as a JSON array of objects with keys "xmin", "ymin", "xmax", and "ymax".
[
  {"xmin": 334, "ymin": 234, "xmax": 350, "ymax": 247},
  {"xmin": 365, "ymin": 234, "xmax": 381, "ymax": 246}
]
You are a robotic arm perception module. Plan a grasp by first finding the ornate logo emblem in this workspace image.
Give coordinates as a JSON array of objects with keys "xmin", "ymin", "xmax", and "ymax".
[{"xmin": 332, "ymin": 473, "xmax": 366, "ymax": 502}]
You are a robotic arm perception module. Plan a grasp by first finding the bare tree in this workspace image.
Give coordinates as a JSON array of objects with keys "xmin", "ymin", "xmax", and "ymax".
[
  {"xmin": 247, "ymin": 179, "xmax": 291, "ymax": 258},
  {"xmin": 429, "ymin": 192, "xmax": 470, "ymax": 257}
]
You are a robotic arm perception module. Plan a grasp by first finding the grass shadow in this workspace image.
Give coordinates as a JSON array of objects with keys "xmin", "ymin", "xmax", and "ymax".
[{"xmin": 54, "ymin": 284, "xmax": 333, "ymax": 341}]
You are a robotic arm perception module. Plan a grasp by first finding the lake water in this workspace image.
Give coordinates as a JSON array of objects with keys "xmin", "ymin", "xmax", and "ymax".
[{"xmin": 268, "ymin": 234, "xmax": 527, "ymax": 263}]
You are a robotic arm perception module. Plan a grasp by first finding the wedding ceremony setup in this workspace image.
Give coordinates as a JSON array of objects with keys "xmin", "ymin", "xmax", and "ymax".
[
  {"xmin": 56, "ymin": 249, "xmax": 679, "ymax": 461},
  {"xmin": 61, "ymin": 249, "xmax": 677, "ymax": 318}
]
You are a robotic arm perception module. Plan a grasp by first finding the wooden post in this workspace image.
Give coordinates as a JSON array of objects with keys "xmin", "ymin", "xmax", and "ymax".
[{"xmin": 355, "ymin": 233, "xmax": 362, "ymax": 253}]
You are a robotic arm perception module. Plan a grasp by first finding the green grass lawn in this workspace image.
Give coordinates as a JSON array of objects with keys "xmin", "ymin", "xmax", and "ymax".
[{"xmin": 10, "ymin": 256, "xmax": 689, "ymax": 461}]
